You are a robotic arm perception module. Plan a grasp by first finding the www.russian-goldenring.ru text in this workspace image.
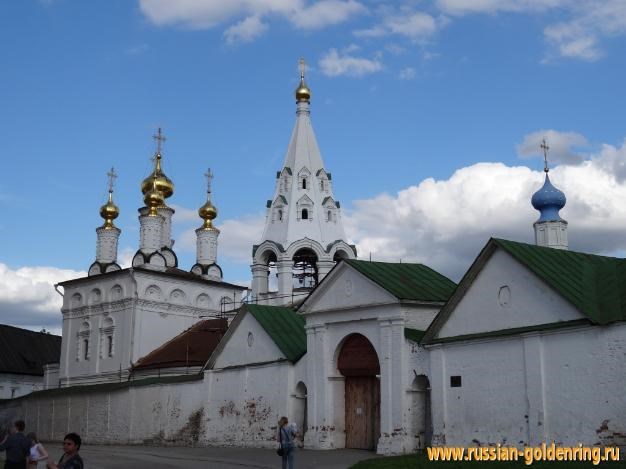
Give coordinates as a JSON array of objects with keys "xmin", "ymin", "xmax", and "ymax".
[{"xmin": 427, "ymin": 443, "xmax": 620, "ymax": 465}]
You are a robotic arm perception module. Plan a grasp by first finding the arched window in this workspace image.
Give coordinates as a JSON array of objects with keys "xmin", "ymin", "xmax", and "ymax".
[
  {"xmin": 83, "ymin": 339, "xmax": 90, "ymax": 360},
  {"xmin": 302, "ymin": 209, "xmax": 308, "ymax": 220},
  {"xmin": 302, "ymin": 178, "xmax": 307, "ymax": 189},
  {"xmin": 327, "ymin": 210, "xmax": 332, "ymax": 222},
  {"xmin": 278, "ymin": 209, "xmax": 283, "ymax": 221}
]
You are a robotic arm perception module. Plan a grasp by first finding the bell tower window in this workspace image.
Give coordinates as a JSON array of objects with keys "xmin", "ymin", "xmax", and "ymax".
[
  {"xmin": 302, "ymin": 178, "xmax": 307, "ymax": 189},
  {"xmin": 302, "ymin": 209, "xmax": 308, "ymax": 220}
]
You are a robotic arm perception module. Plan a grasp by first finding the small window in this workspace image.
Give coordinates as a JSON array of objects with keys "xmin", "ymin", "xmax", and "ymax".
[
  {"xmin": 278, "ymin": 209, "xmax": 283, "ymax": 221},
  {"xmin": 327, "ymin": 210, "xmax": 332, "ymax": 222},
  {"xmin": 302, "ymin": 209, "xmax": 308, "ymax": 220},
  {"xmin": 450, "ymin": 376, "xmax": 462, "ymax": 387},
  {"xmin": 107, "ymin": 335, "xmax": 113, "ymax": 357},
  {"xmin": 302, "ymin": 178, "xmax": 307, "ymax": 189},
  {"xmin": 11, "ymin": 388, "xmax": 17, "ymax": 399},
  {"xmin": 84, "ymin": 339, "xmax": 90, "ymax": 360},
  {"xmin": 320, "ymin": 180, "xmax": 325, "ymax": 191}
]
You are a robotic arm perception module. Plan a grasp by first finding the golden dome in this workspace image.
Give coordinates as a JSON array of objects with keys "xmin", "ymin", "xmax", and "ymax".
[
  {"xmin": 141, "ymin": 153, "xmax": 174, "ymax": 199},
  {"xmin": 295, "ymin": 58, "xmax": 311, "ymax": 103},
  {"xmin": 144, "ymin": 177, "xmax": 164, "ymax": 216},
  {"xmin": 99, "ymin": 192, "xmax": 119, "ymax": 229},
  {"xmin": 295, "ymin": 77, "xmax": 311, "ymax": 103},
  {"xmin": 198, "ymin": 198, "xmax": 218, "ymax": 230}
]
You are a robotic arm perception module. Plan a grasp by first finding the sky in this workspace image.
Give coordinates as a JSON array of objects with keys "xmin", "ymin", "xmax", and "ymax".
[{"xmin": 2, "ymin": 0, "xmax": 626, "ymax": 334}]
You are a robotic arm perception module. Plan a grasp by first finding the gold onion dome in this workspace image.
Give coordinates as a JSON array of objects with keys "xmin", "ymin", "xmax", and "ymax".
[
  {"xmin": 100, "ymin": 192, "xmax": 119, "ymax": 229},
  {"xmin": 144, "ymin": 176, "xmax": 165, "ymax": 216},
  {"xmin": 141, "ymin": 153, "xmax": 174, "ymax": 199},
  {"xmin": 295, "ymin": 58, "xmax": 311, "ymax": 103},
  {"xmin": 199, "ymin": 198, "xmax": 218, "ymax": 230}
]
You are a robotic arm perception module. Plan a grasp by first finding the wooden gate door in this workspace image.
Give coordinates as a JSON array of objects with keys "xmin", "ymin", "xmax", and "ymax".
[{"xmin": 345, "ymin": 376, "xmax": 379, "ymax": 449}]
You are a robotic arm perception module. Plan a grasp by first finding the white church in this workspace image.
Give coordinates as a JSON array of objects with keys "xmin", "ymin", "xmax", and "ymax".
[{"xmin": 1, "ymin": 61, "xmax": 624, "ymax": 454}]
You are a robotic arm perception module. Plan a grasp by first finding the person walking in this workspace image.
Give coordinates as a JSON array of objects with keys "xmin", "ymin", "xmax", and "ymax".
[
  {"xmin": 0, "ymin": 420, "xmax": 30, "ymax": 469},
  {"xmin": 277, "ymin": 416, "xmax": 296, "ymax": 469},
  {"xmin": 26, "ymin": 433, "xmax": 48, "ymax": 469},
  {"xmin": 45, "ymin": 433, "xmax": 83, "ymax": 469}
]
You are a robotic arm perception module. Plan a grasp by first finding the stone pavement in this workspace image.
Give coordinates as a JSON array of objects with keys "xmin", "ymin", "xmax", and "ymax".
[{"xmin": 43, "ymin": 444, "xmax": 379, "ymax": 469}]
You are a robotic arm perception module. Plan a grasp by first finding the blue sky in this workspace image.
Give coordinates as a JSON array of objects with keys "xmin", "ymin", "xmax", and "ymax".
[{"xmin": 2, "ymin": 0, "xmax": 626, "ymax": 332}]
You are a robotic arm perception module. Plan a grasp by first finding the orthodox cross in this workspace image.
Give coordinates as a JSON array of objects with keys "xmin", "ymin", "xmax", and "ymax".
[
  {"xmin": 153, "ymin": 127, "xmax": 166, "ymax": 154},
  {"xmin": 107, "ymin": 167, "xmax": 117, "ymax": 193},
  {"xmin": 299, "ymin": 58, "xmax": 306, "ymax": 80},
  {"xmin": 540, "ymin": 138, "xmax": 550, "ymax": 173},
  {"xmin": 204, "ymin": 168, "xmax": 214, "ymax": 199}
]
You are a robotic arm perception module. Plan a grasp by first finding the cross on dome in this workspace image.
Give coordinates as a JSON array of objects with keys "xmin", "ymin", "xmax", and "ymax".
[
  {"xmin": 299, "ymin": 58, "xmax": 306, "ymax": 80},
  {"xmin": 204, "ymin": 168, "xmax": 213, "ymax": 198},
  {"xmin": 107, "ymin": 167, "xmax": 117, "ymax": 193},
  {"xmin": 153, "ymin": 127, "xmax": 167, "ymax": 154},
  {"xmin": 540, "ymin": 138, "xmax": 550, "ymax": 173}
]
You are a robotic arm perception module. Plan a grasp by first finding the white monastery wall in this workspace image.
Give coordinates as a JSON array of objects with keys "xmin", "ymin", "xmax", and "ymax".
[
  {"xmin": 429, "ymin": 323, "xmax": 626, "ymax": 447},
  {"xmin": 0, "ymin": 374, "xmax": 44, "ymax": 399}
]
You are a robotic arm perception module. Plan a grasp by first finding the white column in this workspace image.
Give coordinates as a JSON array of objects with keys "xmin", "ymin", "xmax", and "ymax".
[
  {"xmin": 317, "ymin": 260, "xmax": 335, "ymax": 282},
  {"xmin": 251, "ymin": 264, "xmax": 269, "ymax": 302},
  {"xmin": 277, "ymin": 259, "xmax": 293, "ymax": 304},
  {"xmin": 157, "ymin": 206, "xmax": 175, "ymax": 249},
  {"xmin": 95, "ymin": 227, "xmax": 120, "ymax": 264},
  {"xmin": 139, "ymin": 213, "xmax": 163, "ymax": 253},
  {"xmin": 196, "ymin": 228, "xmax": 219, "ymax": 265},
  {"xmin": 522, "ymin": 335, "xmax": 547, "ymax": 445}
]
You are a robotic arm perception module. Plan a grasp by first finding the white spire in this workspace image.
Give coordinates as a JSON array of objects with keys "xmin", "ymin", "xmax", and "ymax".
[
  {"xmin": 251, "ymin": 59, "xmax": 355, "ymax": 305},
  {"xmin": 260, "ymin": 61, "xmax": 348, "ymax": 248}
]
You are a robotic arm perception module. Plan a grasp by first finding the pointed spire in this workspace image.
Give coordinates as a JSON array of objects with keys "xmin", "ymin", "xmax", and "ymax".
[{"xmin": 99, "ymin": 167, "xmax": 119, "ymax": 229}]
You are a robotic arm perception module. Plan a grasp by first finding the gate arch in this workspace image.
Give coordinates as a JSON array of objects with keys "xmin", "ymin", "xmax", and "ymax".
[{"xmin": 337, "ymin": 334, "xmax": 380, "ymax": 450}]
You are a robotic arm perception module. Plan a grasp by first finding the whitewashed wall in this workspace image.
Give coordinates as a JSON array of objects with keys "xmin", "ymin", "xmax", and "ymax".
[
  {"xmin": 429, "ymin": 323, "xmax": 626, "ymax": 447},
  {"xmin": 0, "ymin": 374, "xmax": 44, "ymax": 399}
]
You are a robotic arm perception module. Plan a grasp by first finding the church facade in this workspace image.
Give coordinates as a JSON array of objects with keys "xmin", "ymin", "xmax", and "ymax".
[{"xmin": 1, "ymin": 64, "xmax": 625, "ymax": 454}]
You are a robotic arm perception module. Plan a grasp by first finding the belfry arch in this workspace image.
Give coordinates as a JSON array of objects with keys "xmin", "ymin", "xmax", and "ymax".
[
  {"xmin": 337, "ymin": 334, "xmax": 381, "ymax": 450},
  {"xmin": 292, "ymin": 248, "xmax": 318, "ymax": 290}
]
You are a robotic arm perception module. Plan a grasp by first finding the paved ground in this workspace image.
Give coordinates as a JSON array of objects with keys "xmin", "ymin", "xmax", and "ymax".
[{"xmin": 41, "ymin": 444, "xmax": 378, "ymax": 469}]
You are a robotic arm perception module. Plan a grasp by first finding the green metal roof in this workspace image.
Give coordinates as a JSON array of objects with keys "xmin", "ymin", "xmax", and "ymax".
[
  {"xmin": 344, "ymin": 259, "xmax": 456, "ymax": 302},
  {"xmin": 494, "ymin": 238, "xmax": 626, "ymax": 325},
  {"xmin": 246, "ymin": 304, "xmax": 306, "ymax": 362},
  {"xmin": 404, "ymin": 328, "xmax": 426, "ymax": 343}
]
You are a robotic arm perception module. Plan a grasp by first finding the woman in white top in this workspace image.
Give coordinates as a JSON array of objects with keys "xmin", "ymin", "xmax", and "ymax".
[{"xmin": 26, "ymin": 432, "xmax": 48, "ymax": 469}]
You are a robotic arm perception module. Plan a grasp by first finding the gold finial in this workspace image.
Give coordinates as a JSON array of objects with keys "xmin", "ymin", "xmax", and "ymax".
[
  {"xmin": 100, "ymin": 167, "xmax": 119, "ymax": 229},
  {"xmin": 199, "ymin": 167, "xmax": 218, "ymax": 230},
  {"xmin": 295, "ymin": 57, "xmax": 311, "ymax": 103},
  {"xmin": 141, "ymin": 128, "xmax": 174, "ymax": 199},
  {"xmin": 540, "ymin": 138, "xmax": 550, "ymax": 173}
]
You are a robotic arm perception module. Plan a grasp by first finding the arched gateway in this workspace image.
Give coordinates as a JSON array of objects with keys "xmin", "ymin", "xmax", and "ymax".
[{"xmin": 338, "ymin": 334, "xmax": 380, "ymax": 450}]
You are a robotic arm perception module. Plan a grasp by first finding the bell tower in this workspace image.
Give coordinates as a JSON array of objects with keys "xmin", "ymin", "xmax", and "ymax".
[{"xmin": 251, "ymin": 59, "xmax": 356, "ymax": 305}]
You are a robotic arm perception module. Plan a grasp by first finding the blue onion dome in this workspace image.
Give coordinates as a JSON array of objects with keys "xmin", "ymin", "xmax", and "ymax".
[{"xmin": 531, "ymin": 173, "xmax": 566, "ymax": 222}]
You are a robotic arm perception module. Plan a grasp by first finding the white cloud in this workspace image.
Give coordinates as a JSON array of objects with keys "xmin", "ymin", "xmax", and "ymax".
[
  {"xmin": 0, "ymin": 263, "xmax": 86, "ymax": 330},
  {"xmin": 399, "ymin": 66, "xmax": 416, "ymax": 80},
  {"xmin": 290, "ymin": 0, "xmax": 366, "ymax": 30},
  {"xmin": 435, "ymin": 0, "xmax": 626, "ymax": 61},
  {"xmin": 178, "ymin": 214, "xmax": 265, "ymax": 264},
  {"xmin": 318, "ymin": 48, "xmax": 383, "ymax": 77},
  {"xmin": 224, "ymin": 16, "xmax": 269, "ymax": 44},
  {"xmin": 516, "ymin": 129, "xmax": 589, "ymax": 166},
  {"xmin": 344, "ymin": 134, "xmax": 626, "ymax": 280},
  {"xmin": 139, "ymin": 0, "xmax": 365, "ymax": 37},
  {"xmin": 355, "ymin": 11, "xmax": 439, "ymax": 42},
  {"xmin": 436, "ymin": 0, "xmax": 565, "ymax": 16}
]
